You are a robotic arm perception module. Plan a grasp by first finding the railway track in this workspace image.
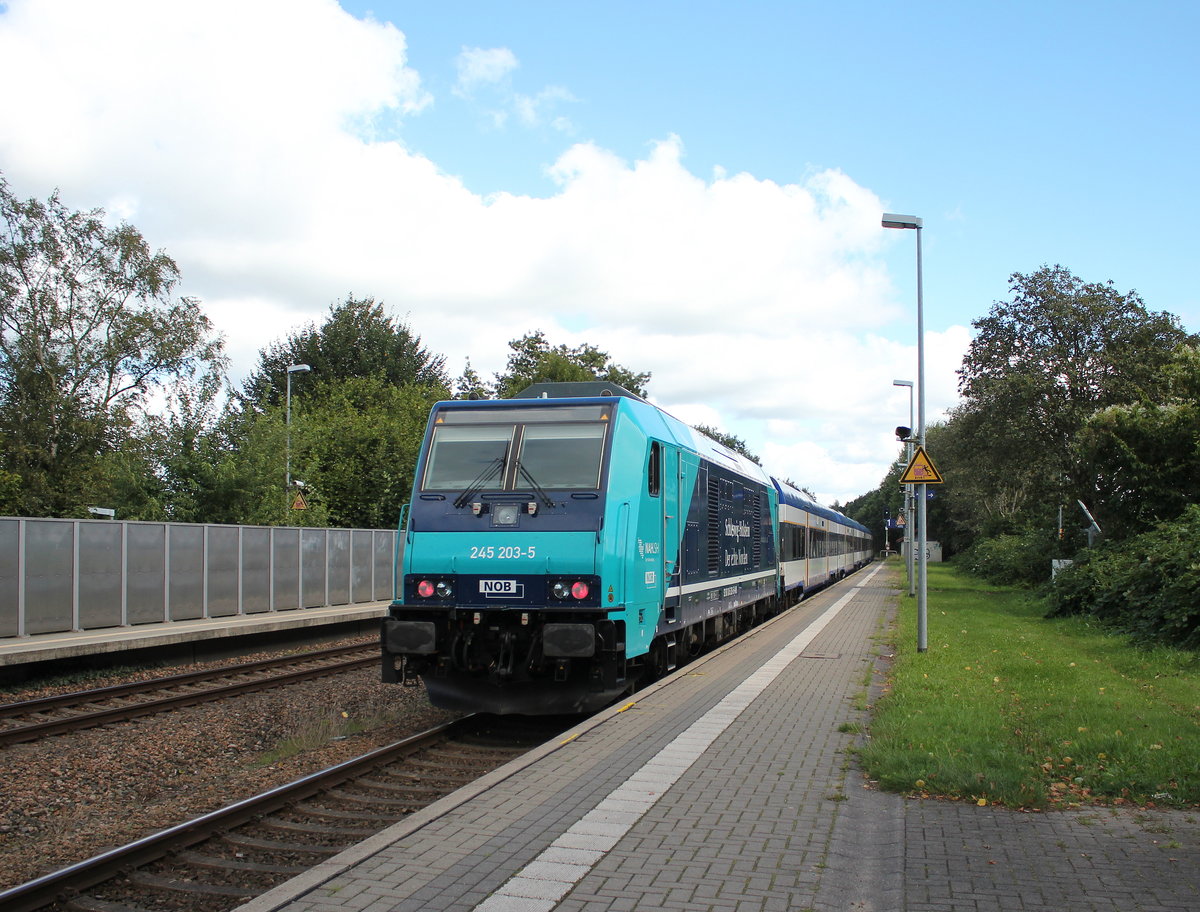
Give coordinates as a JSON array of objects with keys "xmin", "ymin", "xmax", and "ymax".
[
  {"xmin": 0, "ymin": 644, "xmax": 378, "ymax": 747},
  {"xmin": 1, "ymin": 713, "xmax": 568, "ymax": 912}
]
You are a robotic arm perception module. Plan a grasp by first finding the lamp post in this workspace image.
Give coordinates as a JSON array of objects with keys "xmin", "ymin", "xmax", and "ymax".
[
  {"xmin": 893, "ymin": 378, "xmax": 915, "ymax": 597},
  {"xmin": 882, "ymin": 213, "xmax": 927, "ymax": 652},
  {"xmin": 286, "ymin": 364, "xmax": 311, "ymax": 492}
]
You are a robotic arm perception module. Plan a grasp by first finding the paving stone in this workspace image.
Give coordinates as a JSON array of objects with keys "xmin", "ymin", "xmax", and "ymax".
[{"xmin": 236, "ymin": 565, "xmax": 1200, "ymax": 912}]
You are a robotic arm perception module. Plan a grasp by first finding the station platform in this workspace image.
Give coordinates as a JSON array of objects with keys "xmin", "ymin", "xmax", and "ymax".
[
  {"xmin": 232, "ymin": 562, "xmax": 1200, "ymax": 912},
  {"xmin": 0, "ymin": 603, "xmax": 390, "ymax": 671}
]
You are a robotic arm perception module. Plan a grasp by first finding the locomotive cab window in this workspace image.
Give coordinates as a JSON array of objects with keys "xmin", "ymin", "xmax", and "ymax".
[
  {"xmin": 518, "ymin": 424, "xmax": 607, "ymax": 489},
  {"xmin": 648, "ymin": 441, "xmax": 661, "ymax": 496},
  {"xmin": 421, "ymin": 425, "xmax": 513, "ymax": 491}
]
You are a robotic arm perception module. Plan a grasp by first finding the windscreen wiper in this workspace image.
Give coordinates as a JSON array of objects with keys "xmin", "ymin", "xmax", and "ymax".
[
  {"xmin": 515, "ymin": 460, "xmax": 555, "ymax": 508},
  {"xmin": 453, "ymin": 454, "xmax": 507, "ymax": 509}
]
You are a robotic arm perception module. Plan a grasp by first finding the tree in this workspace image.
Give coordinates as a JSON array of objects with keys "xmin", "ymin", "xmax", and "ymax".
[
  {"xmin": 453, "ymin": 359, "xmax": 493, "ymax": 399},
  {"xmin": 1073, "ymin": 345, "xmax": 1200, "ymax": 537},
  {"xmin": 954, "ymin": 265, "xmax": 1194, "ymax": 531},
  {"xmin": 240, "ymin": 296, "xmax": 449, "ymax": 410},
  {"xmin": 493, "ymin": 330, "xmax": 650, "ymax": 399},
  {"xmin": 0, "ymin": 176, "xmax": 225, "ymax": 517},
  {"xmin": 291, "ymin": 377, "xmax": 443, "ymax": 529}
]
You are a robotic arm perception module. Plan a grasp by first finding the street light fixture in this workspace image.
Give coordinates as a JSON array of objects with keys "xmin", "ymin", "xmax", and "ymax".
[
  {"xmin": 893, "ymin": 379, "xmax": 915, "ymax": 597},
  {"xmin": 286, "ymin": 364, "xmax": 312, "ymax": 492},
  {"xmin": 882, "ymin": 212, "xmax": 928, "ymax": 652}
]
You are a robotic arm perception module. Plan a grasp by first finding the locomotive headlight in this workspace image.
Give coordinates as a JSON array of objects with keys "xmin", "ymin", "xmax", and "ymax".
[
  {"xmin": 417, "ymin": 579, "xmax": 435, "ymax": 598},
  {"xmin": 492, "ymin": 503, "xmax": 519, "ymax": 526},
  {"xmin": 551, "ymin": 581, "xmax": 571, "ymax": 600},
  {"xmin": 435, "ymin": 580, "xmax": 454, "ymax": 599},
  {"xmin": 571, "ymin": 581, "xmax": 590, "ymax": 600}
]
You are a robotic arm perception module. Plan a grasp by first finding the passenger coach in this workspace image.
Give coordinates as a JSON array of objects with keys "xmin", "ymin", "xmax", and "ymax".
[{"xmin": 774, "ymin": 479, "xmax": 873, "ymax": 605}]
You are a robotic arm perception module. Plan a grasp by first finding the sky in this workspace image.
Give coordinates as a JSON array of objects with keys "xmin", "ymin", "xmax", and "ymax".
[{"xmin": 1, "ymin": 0, "xmax": 1196, "ymax": 505}]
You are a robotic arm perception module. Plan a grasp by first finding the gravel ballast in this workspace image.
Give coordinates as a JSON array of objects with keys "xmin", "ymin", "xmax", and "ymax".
[{"xmin": 0, "ymin": 641, "xmax": 457, "ymax": 892}]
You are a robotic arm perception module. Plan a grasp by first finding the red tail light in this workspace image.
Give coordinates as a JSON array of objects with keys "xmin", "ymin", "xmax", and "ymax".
[
  {"xmin": 417, "ymin": 580, "xmax": 435, "ymax": 598},
  {"xmin": 571, "ymin": 581, "xmax": 589, "ymax": 600}
]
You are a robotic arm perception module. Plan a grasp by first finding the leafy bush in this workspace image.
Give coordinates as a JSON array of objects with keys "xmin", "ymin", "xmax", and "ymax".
[
  {"xmin": 1047, "ymin": 505, "xmax": 1200, "ymax": 647},
  {"xmin": 956, "ymin": 529, "xmax": 1062, "ymax": 587}
]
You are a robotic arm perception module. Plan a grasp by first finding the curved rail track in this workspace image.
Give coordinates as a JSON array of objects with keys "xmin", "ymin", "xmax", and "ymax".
[
  {"xmin": 1, "ymin": 713, "xmax": 571, "ymax": 912},
  {"xmin": 0, "ymin": 644, "xmax": 378, "ymax": 747}
]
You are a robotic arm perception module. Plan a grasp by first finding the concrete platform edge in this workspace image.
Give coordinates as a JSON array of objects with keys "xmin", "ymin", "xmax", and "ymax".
[{"xmin": 231, "ymin": 576, "xmax": 864, "ymax": 912}]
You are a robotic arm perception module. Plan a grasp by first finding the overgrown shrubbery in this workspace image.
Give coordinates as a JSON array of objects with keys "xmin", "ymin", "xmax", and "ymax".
[
  {"xmin": 955, "ymin": 528, "xmax": 1062, "ymax": 588},
  {"xmin": 1047, "ymin": 505, "xmax": 1200, "ymax": 647}
]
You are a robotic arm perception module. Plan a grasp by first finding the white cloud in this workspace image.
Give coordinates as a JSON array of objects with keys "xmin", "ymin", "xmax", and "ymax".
[
  {"xmin": 453, "ymin": 46, "xmax": 575, "ymax": 131},
  {"xmin": 454, "ymin": 46, "xmax": 519, "ymax": 97},
  {"xmin": 514, "ymin": 86, "xmax": 578, "ymax": 130},
  {"xmin": 451, "ymin": 45, "xmax": 518, "ymax": 97},
  {"xmin": 0, "ymin": 0, "xmax": 969, "ymax": 505}
]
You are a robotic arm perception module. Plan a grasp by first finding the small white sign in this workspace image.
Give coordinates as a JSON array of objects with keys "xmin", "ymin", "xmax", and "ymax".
[{"xmin": 480, "ymin": 579, "xmax": 521, "ymax": 597}]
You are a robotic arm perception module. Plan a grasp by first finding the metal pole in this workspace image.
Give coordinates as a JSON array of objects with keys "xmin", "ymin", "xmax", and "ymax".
[
  {"xmin": 286, "ymin": 369, "xmax": 292, "ymax": 492},
  {"xmin": 906, "ymin": 443, "xmax": 915, "ymax": 596},
  {"xmin": 883, "ymin": 214, "xmax": 927, "ymax": 652},
  {"xmin": 893, "ymin": 379, "xmax": 915, "ymax": 596},
  {"xmin": 285, "ymin": 364, "xmax": 311, "ymax": 495},
  {"xmin": 915, "ymin": 224, "xmax": 927, "ymax": 653}
]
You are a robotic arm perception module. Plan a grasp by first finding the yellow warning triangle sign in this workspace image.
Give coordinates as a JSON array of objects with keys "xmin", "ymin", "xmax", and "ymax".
[
  {"xmin": 899, "ymin": 446, "xmax": 944, "ymax": 485},
  {"xmin": 291, "ymin": 491, "xmax": 308, "ymax": 510}
]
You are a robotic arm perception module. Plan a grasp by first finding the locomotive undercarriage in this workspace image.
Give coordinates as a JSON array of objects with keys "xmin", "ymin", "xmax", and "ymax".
[
  {"xmin": 382, "ymin": 608, "xmax": 629, "ymax": 714},
  {"xmin": 383, "ymin": 591, "xmax": 785, "ymax": 714},
  {"xmin": 641, "ymin": 594, "xmax": 782, "ymax": 682}
]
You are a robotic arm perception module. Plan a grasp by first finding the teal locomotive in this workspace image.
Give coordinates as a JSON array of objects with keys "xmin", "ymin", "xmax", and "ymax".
[{"xmin": 381, "ymin": 382, "xmax": 871, "ymax": 714}]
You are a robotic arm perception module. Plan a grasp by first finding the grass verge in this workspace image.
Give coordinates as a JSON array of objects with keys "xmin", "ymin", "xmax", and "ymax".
[{"xmin": 860, "ymin": 560, "xmax": 1200, "ymax": 808}]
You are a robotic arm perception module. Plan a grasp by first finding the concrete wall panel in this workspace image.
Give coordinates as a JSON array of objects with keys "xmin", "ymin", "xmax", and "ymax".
[
  {"xmin": 272, "ymin": 529, "xmax": 300, "ymax": 611},
  {"xmin": 301, "ymin": 529, "xmax": 327, "ymax": 609},
  {"xmin": 206, "ymin": 526, "xmax": 239, "ymax": 617},
  {"xmin": 24, "ymin": 520, "xmax": 74, "ymax": 634},
  {"xmin": 327, "ymin": 530, "xmax": 351, "ymax": 606},
  {"xmin": 168, "ymin": 525, "xmax": 204, "ymax": 621},
  {"xmin": 126, "ymin": 524, "xmax": 166, "ymax": 625},
  {"xmin": 0, "ymin": 520, "xmax": 19, "ymax": 637},
  {"xmin": 241, "ymin": 527, "xmax": 270, "ymax": 614},
  {"xmin": 78, "ymin": 521, "xmax": 123, "ymax": 629}
]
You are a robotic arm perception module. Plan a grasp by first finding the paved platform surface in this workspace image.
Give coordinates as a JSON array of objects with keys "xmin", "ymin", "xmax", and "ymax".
[
  {"xmin": 0, "ymin": 603, "xmax": 389, "ymax": 667},
  {"xmin": 232, "ymin": 564, "xmax": 1200, "ymax": 912}
]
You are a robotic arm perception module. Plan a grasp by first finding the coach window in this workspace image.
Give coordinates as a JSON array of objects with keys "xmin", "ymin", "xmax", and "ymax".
[{"xmin": 648, "ymin": 442, "xmax": 661, "ymax": 496}]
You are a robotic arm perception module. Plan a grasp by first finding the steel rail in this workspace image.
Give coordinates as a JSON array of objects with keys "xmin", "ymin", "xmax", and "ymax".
[
  {"xmin": 0, "ymin": 654, "xmax": 377, "ymax": 747},
  {"xmin": 0, "ymin": 643, "xmax": 374, "ymax": 719},
  {"xmin": 0, "ymin": 715, "xmax": 477, "ymax": 912}
]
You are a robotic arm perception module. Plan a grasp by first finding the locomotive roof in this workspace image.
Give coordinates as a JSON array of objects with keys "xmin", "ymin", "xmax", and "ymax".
[
  {"xmin": 436, "ymin": 386, "xmax": 861, "ymax": 510},
  {"xmin": 516, "ymin": 381, "xmax": 646, "ymax": 401},
  {"xmin": 456, "ymin": 386, "xmax": 771, "ymax": 487}
]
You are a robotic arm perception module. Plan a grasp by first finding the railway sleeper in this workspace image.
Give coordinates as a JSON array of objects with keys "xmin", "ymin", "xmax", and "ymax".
[
  {"xmin": 352, "ymin": 780, "xmax": 446, "ymax": 800},
  {"xmin": 65, "ymin": 894, "xmax": 148, "ymax": 912},
  {"xmin": 219, "ymin": 832, "xmax": 341, "ymax": 856},
  {"xmin": 176, "ymin": 849, "xmax": 307, "ymax": 876},
  {"xmin": 259, "ymin": 815, "xmax": 377, "ymax": 838},
  {"xmin": 125, "ymin": 868, "xmax": 260, "ymax": 897},
  {"xmin": 435, "ymin": 745, "xmax": 526, "ymax": 761},
  {"xmin": 292, "ymin": 803, "xmax": 398, "ymax": 824},
  {"xmin": 326, "ymin": 786, "xmax": 422, "ymax": 807}
]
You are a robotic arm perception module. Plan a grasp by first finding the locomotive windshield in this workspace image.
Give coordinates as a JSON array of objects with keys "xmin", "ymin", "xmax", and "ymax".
[
  {"xmin": 421, "ymin": 405, "xmax": 611, "ymax": 492},
  {"xmin": 421, "ymin": 426, "xmax": 513, "ymax": 491}
]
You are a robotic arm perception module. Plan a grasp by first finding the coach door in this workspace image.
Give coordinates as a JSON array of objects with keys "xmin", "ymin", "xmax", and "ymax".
[{"xmin": 656, "ymin": 443, "xmax": 682, "ymax": 623}]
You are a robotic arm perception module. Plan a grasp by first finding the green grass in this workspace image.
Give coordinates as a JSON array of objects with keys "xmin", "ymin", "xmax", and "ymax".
[{"xmin": 861, "ymin": 561, "xmax": 1200, "ymax": 808}]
